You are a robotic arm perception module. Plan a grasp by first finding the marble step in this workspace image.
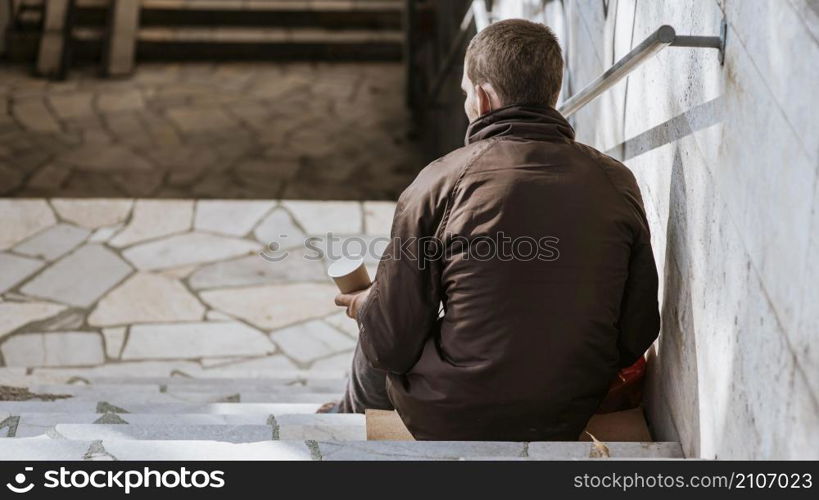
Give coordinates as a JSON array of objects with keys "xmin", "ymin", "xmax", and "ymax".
[
  {"xmin": 90, "ymin": 376, "xmax": 347, "ymax": 388},
  {"xmin": 47, "ymin": 418, "xmax": 364, "ymax": 442},
  {"xmin": 138, "ymin": 0, "xmax": 404, "ymax": 6},
  {"xmin": 134, "ymin": 27, "xmax": 404, "ymax": 44},
  {"xmin": 0, "ymin": 400, "xmax": 322, "ymax": 414},
  {"xmin": 0, "ymin": 367, "xmax": 348, "ymax": 382},
  {"xmin": 138, "ymin": 0, "xmax": 404, "ymax": 30},
  {"xmin": 76, "ymin": 0, "xmax": 403, "ymax": 8},
  {"xmin": 4, "ymin": 413, "xmax": 365, "ymax": 441},
  {"xmin": 25, "ymin": 380, "xmax": 347, "ymax": 394},
  {"xmin": 8, "ymin": 0, "xmax": 405, "ymax": 61},
  {"xmin": 70, "ymin": 25, "xmax": 403, "ymax": 43},
  {"xmin": 22, "ymin": 373, "xmax": 347, "ymax": 385},
  {"xmin": 75, "ymin": 0, "xmax": 404, "ymax": 29},
  {"xmin": 72, "ymin": 26, "xmax": 403, "ymax": 61},
  {"xmin": 0, "ymin": 437, "xmax": 685, "ymax": 461},
  {"xmin": 14, "ymin": 391, "xmax": 337, "ymax": 404},
  {"xmin": 76, "ymin": 0, "xmax": 404, "ymax": 17},
  {"xmin": 50, "ymin": 424, "xmax": 277, "ymax": 443}
]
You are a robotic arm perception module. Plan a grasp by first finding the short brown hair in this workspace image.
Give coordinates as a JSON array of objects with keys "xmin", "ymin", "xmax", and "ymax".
[{"xmin": 465, "ymin": 19, "xmax": 563, "ymax": 107}]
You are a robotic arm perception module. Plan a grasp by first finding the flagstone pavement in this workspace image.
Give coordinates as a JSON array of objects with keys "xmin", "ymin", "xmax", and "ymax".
[
  {"xmin": 0, "ymin": 62, "xmax": 421, "ymax": 200},
  {"xmin": 0, "ymin": 198, "xmax": 396, "ymax": 375}
]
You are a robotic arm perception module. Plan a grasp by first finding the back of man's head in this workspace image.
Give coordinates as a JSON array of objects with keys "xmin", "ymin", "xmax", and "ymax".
[{"xmin": 465, "ymin": 19, "xmax": 563, "ymax": 108}]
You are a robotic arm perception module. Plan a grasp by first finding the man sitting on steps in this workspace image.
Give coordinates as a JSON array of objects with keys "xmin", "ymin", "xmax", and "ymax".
[{"xmin": 331, "ymin": 19, "xmax": 660, "ymax": 441}]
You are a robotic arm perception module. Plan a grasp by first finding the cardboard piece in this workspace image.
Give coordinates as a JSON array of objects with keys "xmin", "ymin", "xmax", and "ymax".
[
  {"xmin": 365, "ymin": 409, "xmax": 415, "ymax": 441},
  {"xmin": 580, "ymin": 407, "xmax": 652, "ymax": 442},
  {"xmin": 365, "ymin": 407, "xmax": 652, "ymax": 442}
]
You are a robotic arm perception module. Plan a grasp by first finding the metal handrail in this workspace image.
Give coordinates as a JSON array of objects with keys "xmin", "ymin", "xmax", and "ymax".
[
  {"xmin": 559, "ymin": 21, "xmax": 726, "ymax": 117},
  {"xmin": 420, "ymin": 0, "xmax": 726, "ymax": 116}
]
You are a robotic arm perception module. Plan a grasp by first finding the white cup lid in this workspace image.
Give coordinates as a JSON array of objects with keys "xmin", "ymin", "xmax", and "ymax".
[{"xmin": 327, "ymin": 256, "xmax": 365, "ymax": 278}]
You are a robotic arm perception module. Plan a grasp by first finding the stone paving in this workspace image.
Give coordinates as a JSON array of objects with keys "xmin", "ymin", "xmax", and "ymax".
[
  {"xmin": 0, "ymin": 436, "xmax": 683, "ymax": 460},
  {"xmin": 0, "ymin": 198, "xmax": 395, "ymax": 374},
  {"xmin": 0, "ymin": 62, "xmax": 421, "ymax": 199}
]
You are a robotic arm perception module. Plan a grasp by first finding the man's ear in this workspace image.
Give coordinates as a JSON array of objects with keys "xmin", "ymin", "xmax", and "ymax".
[{"xmin": 475, "ymin": 84, "xmax": 494, "ymax": 116}]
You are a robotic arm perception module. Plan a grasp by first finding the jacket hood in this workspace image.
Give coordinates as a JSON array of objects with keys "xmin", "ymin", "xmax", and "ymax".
[{"xmin": 465, "ymin": 104, "xmax": 575, "ymax": 146}]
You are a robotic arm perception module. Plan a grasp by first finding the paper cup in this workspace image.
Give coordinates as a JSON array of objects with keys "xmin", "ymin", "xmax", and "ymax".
[{"xmin": 327, "ymin": 257, "xmax": 372, "ymax": 294}]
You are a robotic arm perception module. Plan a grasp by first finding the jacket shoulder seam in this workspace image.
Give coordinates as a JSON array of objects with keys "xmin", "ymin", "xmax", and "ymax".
[
  {"xmin": 435, "ymin": 138, "xmax": 500, "ymax": 241},
  {"xmin": 572, "ymin": 142, "xmax": 645, "ymax": 225}
]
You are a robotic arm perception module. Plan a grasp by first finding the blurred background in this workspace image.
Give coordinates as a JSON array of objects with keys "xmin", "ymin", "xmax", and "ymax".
[
  {"xmin": 0, "ymin": 0, "xmax": 424, "ymax": 199},
  {"xmin": 0, "ymin": 0, "xmax": 817, "ymax": 459}
]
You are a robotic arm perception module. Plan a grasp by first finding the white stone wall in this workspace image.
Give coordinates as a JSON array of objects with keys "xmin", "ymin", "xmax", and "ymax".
[{"xmin": 490, "ymin": 0, "xmax": 819, "ymax": 458}]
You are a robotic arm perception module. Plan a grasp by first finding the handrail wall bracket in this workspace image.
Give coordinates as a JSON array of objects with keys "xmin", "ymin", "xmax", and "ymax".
[{"xmin": 559, "ymin": 17, "xmax": 727, "ymax": 118}]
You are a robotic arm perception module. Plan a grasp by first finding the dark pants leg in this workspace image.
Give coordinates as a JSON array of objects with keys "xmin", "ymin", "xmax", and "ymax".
[{"xmin": 338, "ymin": 340, "xmax": 394, "ymax": 413}]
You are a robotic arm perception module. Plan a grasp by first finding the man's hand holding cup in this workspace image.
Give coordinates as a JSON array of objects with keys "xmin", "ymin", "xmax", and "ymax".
[{"xmin": 328, "ymin": 256, "xmax": 372, "ymax": 320}]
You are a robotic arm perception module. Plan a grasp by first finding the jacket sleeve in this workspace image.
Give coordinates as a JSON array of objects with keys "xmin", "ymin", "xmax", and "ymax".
[
  {"xmin": 616, "ymin": 180, "xmax": 661, "ymax": 368},
  {"xmin": 356, "ymin": 164, "xmax": 452, "ymax": 374}
]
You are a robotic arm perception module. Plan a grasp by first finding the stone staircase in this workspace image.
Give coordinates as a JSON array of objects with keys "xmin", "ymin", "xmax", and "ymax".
[
  {"xmin": 79, "ymin": 0, "xmax": 404, "ymax": 61},
  {"xmin": 0, "ymin": 198, "xmax": 685, "ymax": 460},
  {"xmin": 0, "ymin": 370, "xmax": 685, "ymax": 460},
  {"xmin": 5, "ymin": 0, "xmax": 405, "ymax": 65}
]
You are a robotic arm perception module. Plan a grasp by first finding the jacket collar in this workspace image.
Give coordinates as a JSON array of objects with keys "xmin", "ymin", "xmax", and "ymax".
[{"xmin": 465, "ymin": 104, "xmax": 575, "ymax": 146}]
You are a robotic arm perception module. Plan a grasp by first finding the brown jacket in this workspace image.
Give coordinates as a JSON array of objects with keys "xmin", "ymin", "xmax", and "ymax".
[{"xmin": 358, "ymin": 105, "xmax": 660, "ymax": 441}]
